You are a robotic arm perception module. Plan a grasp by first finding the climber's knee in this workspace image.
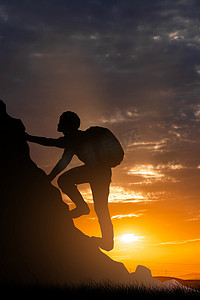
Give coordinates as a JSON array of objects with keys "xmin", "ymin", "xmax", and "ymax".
[
  {"xmin": 57, "ymin": 174, "xmax": 73, "ymax": 193},
  {"xmin": 57, "ymin": 174, "xmax": 65, "ymax": 190}
]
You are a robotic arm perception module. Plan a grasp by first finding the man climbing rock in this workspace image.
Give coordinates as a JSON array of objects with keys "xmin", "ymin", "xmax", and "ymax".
[{"xmin": 26, "ymin": 111, "xmax": 124, "ymax": 251}]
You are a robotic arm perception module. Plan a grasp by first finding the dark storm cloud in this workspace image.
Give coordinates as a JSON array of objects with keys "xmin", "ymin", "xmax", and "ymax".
[
  {"xmin": 1, "ymin": 0, "xmax": 200, "ymax": 102},
  {"xmin": 1, "ymin": 0, "xmax": 200, "ymax": 183}
]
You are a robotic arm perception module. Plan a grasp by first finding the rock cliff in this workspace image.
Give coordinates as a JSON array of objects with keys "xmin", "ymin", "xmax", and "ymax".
[{"xmin": 0, "ymin": 104, "xmax": 161, "ymax": 288}]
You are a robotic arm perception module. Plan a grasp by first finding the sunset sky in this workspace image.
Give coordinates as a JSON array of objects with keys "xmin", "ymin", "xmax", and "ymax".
[{"xmin": 1, "ymin": 0, "xmax": 200, "ymax": 278}]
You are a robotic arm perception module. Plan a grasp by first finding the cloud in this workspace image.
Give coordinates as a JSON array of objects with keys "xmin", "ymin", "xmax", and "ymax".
[
  {"xmin": 0, "ymin": 5, "xmax": 8, "ymax": 22},
  {"xmin": 1, "ymin": 0, "xmax": 200, "ymax": 128},
  {"xmin": 128, "ymin": 164, "xmax": 165, "ymax": 179},
  {"xmin": 186, "ymin": 217, "xmax": 200, "ymax": 222},
  {"xmin": 108, "ymin": 186, "xmax": 156, "ymax": 203},
  {"xmin": 155, "ymin": 238, "xmax": 200, "ymax": 246},
  {"xmin": 111, "ymin": 213, "xmax": 143, "ymax": 220},
  {"xmin": 157, "ymin": 163, "xmax": 184, "ymax": 170},
  {"xmin": 127, "ymin": 163, "xmax": 185, "ymax": 184},
  {"xmin": 185, "ymin": 211, "xmax": 200, "ymax": 222}
]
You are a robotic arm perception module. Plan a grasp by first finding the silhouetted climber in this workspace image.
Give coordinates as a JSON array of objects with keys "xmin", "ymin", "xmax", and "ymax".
[{"xmin": 26, "ymin": 111, "xmax": 124, "ymax": 251}]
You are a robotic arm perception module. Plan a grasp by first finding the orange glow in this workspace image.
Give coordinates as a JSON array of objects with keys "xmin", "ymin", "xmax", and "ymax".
[{"xmin": 71, "ymin": 167, "xmax": 200, "ymax": 279}]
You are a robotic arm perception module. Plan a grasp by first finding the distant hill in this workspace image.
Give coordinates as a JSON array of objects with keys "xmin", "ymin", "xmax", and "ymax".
[
  {"xmin": 155, "ymin": 276, "xmax": 200, "ymax": 289},
  {"xmin": 180, "ymin": 273, "xmax": 200, "ymax": 280}
]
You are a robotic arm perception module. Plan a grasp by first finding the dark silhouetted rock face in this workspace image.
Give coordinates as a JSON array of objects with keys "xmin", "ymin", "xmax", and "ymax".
[
  {"xmin": 0, "ymin": 113, "xmax": 130, "ymax": 285},
  {"xmin": 0, "ymin": 111, "xmax": 162, "ymax": 288}
]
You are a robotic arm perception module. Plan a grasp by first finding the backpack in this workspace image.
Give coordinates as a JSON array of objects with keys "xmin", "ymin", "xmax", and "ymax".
[{"xmin": 83, "ymin": 126, "xmax": 124, "ymax": 167}]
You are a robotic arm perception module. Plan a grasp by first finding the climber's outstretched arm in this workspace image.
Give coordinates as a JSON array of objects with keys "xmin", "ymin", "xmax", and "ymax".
[{"xmin": 25, "ymin": 133, "xmax": 66, "ymax": 148}]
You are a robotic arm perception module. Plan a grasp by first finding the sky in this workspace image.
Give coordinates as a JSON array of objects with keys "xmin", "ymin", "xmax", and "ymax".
[{"xmin": 1, "ymin": 0, "xmax": 200, "ymax": 278}]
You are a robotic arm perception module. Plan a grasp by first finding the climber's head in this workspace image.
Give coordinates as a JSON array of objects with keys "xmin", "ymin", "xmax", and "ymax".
[{"xmin": 57, "ymin": 111, "xmax": 80, "ymax": 135}]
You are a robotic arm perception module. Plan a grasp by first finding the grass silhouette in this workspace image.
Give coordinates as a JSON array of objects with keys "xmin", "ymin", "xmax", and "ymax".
[{"xmin": 1, "ymin": 281, "xmax": 199, "ymax": 298}]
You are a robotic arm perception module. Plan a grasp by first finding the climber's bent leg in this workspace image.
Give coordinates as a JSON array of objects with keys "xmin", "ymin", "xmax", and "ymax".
[{"xmin": 57, "ymin": 166, "xmax": 90, "ymax": 218}]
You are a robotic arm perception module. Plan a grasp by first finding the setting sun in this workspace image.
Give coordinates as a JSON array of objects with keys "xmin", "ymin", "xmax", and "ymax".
[{"xmin": 120, "ymin": 234, "xmax": 145, "ymax": 243}]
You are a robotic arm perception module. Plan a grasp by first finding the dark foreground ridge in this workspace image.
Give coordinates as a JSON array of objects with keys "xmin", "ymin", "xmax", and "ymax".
[{"xmin": 1, "ymin": 282, "xmax": 200, "ymax": 299}]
